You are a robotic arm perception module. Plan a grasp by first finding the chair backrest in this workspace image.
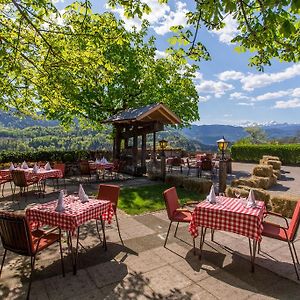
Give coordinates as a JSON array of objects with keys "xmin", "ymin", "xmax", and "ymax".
[
  {"xmin": 172, "ymin": 157, "xmax": 182, "ymax": 166},
  {"xmin": 201, "ymin": 159, "xmax": 213, "ymax": 171},
  {"xmin": 11, "ymin": 170, "xmax": 27, "ymax": 187},
  {"xmin": 54, "ymin": 163, "xmax": 66, "ymax": 176},
  {"xmin": 97, "ymin": 184, "xmax": 120, "ymax": 212},
  {"xmin": 0, "ymin": 211, "xmax": 34, "ymax": 256},
  {"xmin": 79, "ymin": 161, "xmax": 91, "ymax": 175},
  {"xmin": 288, "ymin": 201, "xmax": 300, "ymax": 241},
  {"xmin": 163, "ymin": 187, "xmax": 180, "ymax": 221}
]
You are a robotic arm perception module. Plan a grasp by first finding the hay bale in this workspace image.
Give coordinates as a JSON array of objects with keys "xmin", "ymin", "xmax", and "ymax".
[
  {"xmin": 273, "ymin": 169, "xmax": 281, "ymax": 180},
  {"xmin": 231, "ymin": 177, "xmax": 258, "ymax": 188},
  {"xmin": 266, "ymin": 160, "xmax": 282, "ymax": 170},
  {"xmin": 183, "ymin": 177, "xmax": 212, "ymax": 194},
  {"xmin": 165, "ymin": 174, "xmax": 185, "ymax": 187},
  {"xmin": 262, "ymin": 155, "xmax": 280, "ymax": 161},
  {"xmin": 225, "ymin": 186, "xmax": 271, "ymax": 209},
  {"xmin": 270, "ymin": 195, "xmax": 299, "ymax": 218},
  {"xmin": 253, "ymin": 165, "xmax": 274, "ymax": 177}
]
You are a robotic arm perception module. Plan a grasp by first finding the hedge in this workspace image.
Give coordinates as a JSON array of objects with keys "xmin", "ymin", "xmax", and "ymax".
[
  {"xmin": 0, "ymin": 150, "xmax": 112, "ymax": 164},
  {"xmin": 231, "ymin": 144, "xmax": 300, "ymax": 164}
]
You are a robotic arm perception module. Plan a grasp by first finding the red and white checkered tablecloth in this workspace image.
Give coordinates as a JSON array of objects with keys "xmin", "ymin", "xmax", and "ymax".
[
  {"xmin": 189, "ymin": 196, "xmax": 266, "ymax": 241},
  {"xmin": 0, "ymin": 168, "xmax": 63, "ymax": 181},
  {"xmin": 26, "ymin": 196, "xmax": 114, "ymax": 233},
  {"xmin": 89, "ymin": 162, "xmax": 114, "ymax": 170}
]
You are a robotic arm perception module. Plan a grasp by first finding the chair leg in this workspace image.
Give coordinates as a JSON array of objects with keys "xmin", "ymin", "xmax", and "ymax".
[
  {"xmin": 0, "ymin": 249, "xmax": 7, "ymax": 277},
  {"xmin": 287, "ymin": 240, "xmax": 300, "ymax": 280},
  {"xmin": 58, "ymin": 229, "xmax": 65, "ymax": 277},
  {"xmin": 115, "ymin": 213, "xmax": 124, "ymax": 246},
  {"xmin": 211, "ymin": 229, "xmax": 215, "ymax": 242},
  {"xmin": 1, "ymin": 183, "xmax": 5, "ymax": 197},
  {"xmin": 174, "ymin": 222, "xmax": 179, "ymax": 237},
  {"xmin": 291, "ymin": 241, "xmax": 299, "ymax": 265},
  {"xmin": 27, "ymin": 255, "xmax": 36, "ymax": 300},
  {"xmin": 164, "ymin": 221, "xmax": 172, "ymax": 247}
]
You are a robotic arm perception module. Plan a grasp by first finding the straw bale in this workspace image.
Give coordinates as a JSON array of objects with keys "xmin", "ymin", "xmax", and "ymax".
[
  {"xmin": 270, "ymin": 195, "xmax": 299, "ymax": 218},
  {"xmin": 262, "ymin": 155, "xmax": 280, "ymax": 161},
  {"xmin": 231, "ymin": 177, "xmax": 257, "ymax": 188},
  {"xmin": 266, "ymin": 160, "xmax": 282, "ymax": 170},
  {"xmin": 253, "ymin": 165, "xmax": 274, "ymax": 177},
  {"xmin": 273, "ymin": 170, "xmax": 281, "ymax": 180},
  {"xmin": 225, "ymin": 186, "xmax": 271, "ymax": 209},
  {"xmin": 183, "ymin": 177, "xmax": 212, "ymax": 194},
  {"xmin": 165, "ymin": 174, "xmax": 185, "ymax": 187}
]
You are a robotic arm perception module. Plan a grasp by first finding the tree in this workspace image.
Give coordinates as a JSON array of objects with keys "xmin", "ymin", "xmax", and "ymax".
[
  {"xmin": 245, "ymin": 126, "xmax": 268, "ymax": 144},
  {"xmin": 110, "ymin": 0, "xmax": 300, "ymax": 70},
  {"xmin": 0, "ymin": 1, "xmax": 199, "ymax": 127}
]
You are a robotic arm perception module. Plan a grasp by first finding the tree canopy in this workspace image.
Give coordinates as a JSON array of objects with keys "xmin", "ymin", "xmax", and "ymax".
[
  {"xmin": 110, "ymin": 0, "xmax": 300, "ymax": 70},
  {"xmin": 0, "ymin": 1, "xmax": 199, "ymax": 127}
]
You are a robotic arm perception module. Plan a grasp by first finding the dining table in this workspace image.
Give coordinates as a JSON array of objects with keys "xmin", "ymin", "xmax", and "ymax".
[
  {"xmin": 26, "ymin": 195, "xmax": 114, "ymax": 274},
  {"xmin": 189, "ymin": 196, "xmax": 266, "ymax": 271}
]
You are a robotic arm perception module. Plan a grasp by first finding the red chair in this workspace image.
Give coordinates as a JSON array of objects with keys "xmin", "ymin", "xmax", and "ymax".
[
  {"xmin": 53, "ymin": 163, "xmax": 66, "ymax": 188},
  {"xmin": 260, "ymin": 201, "xmax": 300, "ymax": 280},
  {"xmin": 97, "ymin": 184, "xmax": 123, "ymax": 245},
  {"xmin": 163, "ymin": 187, "xmax": 195, "ymax": 251},
  {"xmin": 0, "ymin": 211, "xmax": 65, "ymax": 299},
  {"xmin": 0, "ymin": 174, "xmax": 12, "ymax": 197}
]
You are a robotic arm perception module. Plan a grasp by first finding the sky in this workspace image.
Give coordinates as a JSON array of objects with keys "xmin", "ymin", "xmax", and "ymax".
[{"xmin": 54, "ymin": 0, "xmax": 300, "ymax": 126}]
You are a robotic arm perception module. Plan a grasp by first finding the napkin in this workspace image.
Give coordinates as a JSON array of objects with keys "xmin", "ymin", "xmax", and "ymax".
[
  {"xmin": 45, "ymin": 162, "xmax": 52, "ymax": 170},
  {"xmin": 100, "ymin": 157, "xmax": 108, "ymax": 164},
  {"xmin": 55, "ymin": 190, "xmax": 65, "ymax": 212},
  {"xmin": 21, "ymin": 161, "xmax": 28, "ymax": 169},
  {"xmin": 9, "ymin": 162, "xmax": 15, "ymax": 171},
  {"xmin": 78, "ymin": 184, "xmax": 89, "ymax": 203},
  {"xmin": 246, "ymin": 189, "xmax": 256, "ymax": 208},
  {"xmin": 32, "ymin": 163, "xmax": 39, "ymax": 173},
  {"xmin": 206, "ymin": 185, "xmax": 217, "ymax": 204}
]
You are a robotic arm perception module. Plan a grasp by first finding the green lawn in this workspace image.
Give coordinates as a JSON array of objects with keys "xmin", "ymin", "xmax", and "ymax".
[{"xmin": 118, "ymin": 183, "xmax": 206, "ymax": 215}]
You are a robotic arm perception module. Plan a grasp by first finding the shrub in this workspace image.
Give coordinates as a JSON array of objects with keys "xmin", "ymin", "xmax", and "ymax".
[
  {"xmin": 231, "ymin": 144, "xmax": 300, "ymax": 164},
  {"xmin": 165, "ymin": 174, "xmax": 185, "ymax": 187},
  {"xmin": 182, "ymin": 177, "xmax": 212, "ymax": 194}
]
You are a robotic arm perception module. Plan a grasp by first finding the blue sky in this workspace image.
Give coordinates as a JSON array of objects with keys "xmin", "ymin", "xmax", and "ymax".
[{"xmin": 54, "ymin": 0, "xmax": 300, "ymax": 125}]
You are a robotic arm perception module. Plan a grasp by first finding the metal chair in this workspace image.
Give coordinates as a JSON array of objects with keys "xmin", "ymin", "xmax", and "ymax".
[
  {"xmin": 199, "ymin": 158, "xmax": 214, "ymax": 178},
  {"xmin": 163, "ymin": 187, "xmax": 195, "ymax": 252},
  {"xmin": 259, "ymin": 201, "xmax": 300, "ymax": 280},
  {"xmin": 79, "ymin": 161, "xmax": 97, "ymax": 181},
  {"xmin": 53, "ymin": 163, "xmax": 66, "ymax": 188},
  {"xmin": 0, "ymin": 174, "xmax": 12, "ymax": 197},
  {"xmin": 186, "ymin": 158, "xmax": 200, "ymax": 177},
  {"xmin": 97, "ymin": 184, "xmax": 124, "ymax": 245},
  {"xmin": 11, "ymin": 170, "xmax": 40, "ymax": 200},
  {"xmin": 0, "ymin": 211, "xmax": 65, "ymax": 299}
]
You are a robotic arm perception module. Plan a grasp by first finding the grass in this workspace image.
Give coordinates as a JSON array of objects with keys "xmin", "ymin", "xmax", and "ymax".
[{"xmin": 118, "ymin": 183, "xmax": 206, "ymax": 215}]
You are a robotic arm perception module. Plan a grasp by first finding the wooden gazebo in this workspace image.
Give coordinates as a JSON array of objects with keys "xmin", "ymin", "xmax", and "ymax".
[{"xmin": 104, "ymin": 103, "xmax": 181, "ymax": 175}]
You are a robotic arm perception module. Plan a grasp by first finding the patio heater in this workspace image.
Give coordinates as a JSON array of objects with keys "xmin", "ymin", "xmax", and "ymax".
[
  {"xmin": 216, "ymin": 136, "xmax": 229, "ymax": 194},
  {"xmin": 159, "ymin": 139, "xmax": 168, "ymax": 181}
]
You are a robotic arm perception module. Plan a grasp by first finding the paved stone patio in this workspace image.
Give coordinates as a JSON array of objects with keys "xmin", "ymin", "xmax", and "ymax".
[{"xmin": 0, "ymin": 163, "xmax": 299, "ymax": 299}]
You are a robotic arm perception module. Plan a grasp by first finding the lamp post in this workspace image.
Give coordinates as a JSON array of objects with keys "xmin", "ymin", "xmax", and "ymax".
[
  {"xmin": 159, "ymin": 139, "xmax": 168, "ymax": 181},
  {"xmin": 216, "ymin": 136, "xmax": 229, "ymax": 194}
]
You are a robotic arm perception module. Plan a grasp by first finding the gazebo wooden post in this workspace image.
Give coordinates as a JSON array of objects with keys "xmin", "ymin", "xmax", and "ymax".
[
  {"xmin": 141, "ymin": 133, "xmax": 146, "ymax": 171},
  {"xmin": 132, "ymin": 131, "xmax": 138, "ymax": 172},
  {"xmin": 114, "ymin": 125, "xmax": 122, "ymax": 159},
  {"xmin": 153, "ymin": 131, "xmax": 156, "ymax": 161}
]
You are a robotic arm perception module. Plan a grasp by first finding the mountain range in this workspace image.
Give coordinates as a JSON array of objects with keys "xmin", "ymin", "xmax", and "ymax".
[{"xmin": 1, "ymin": 111, "xmax": 300, "ymax": 147}]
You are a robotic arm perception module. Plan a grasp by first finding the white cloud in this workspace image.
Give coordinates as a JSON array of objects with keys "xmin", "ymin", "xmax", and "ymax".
[
  {"xmin": 255, "ymin": 87, "xmax": 300, "ymax": 101},
  {"xmin": 198, "ymin": 95, "xmax": 211, "ymax": 103},
  {"xmin": 230, "ymin": 92, "xmax": 252, "ymax": 100},
  {"xmin": 152, "ymin": 1, "xmax": 188, "ymax": 35},
  {"xmin": 274, "ymin": 99, "xmax": 300, "ymax": 109},
  {"xmin": 107, "ymin": 0, "xmax": 188, "ymax": 35},
  {"xmin": 196, "ymin": 80, "xmax": 234, "ymax": 97},
  {"xmin": 218, "ymin": 70, "xmax": 244, "ymax": 81},
  {"xmin": 194, "ymin": 71, "xmax": 203, "ymax": 81},
  {"xmin": 237, "ymin": 102, "xmax": 254, "ymax": 106},
  {"xmin": 212, "ymin": 15, "xmax": 239, "ymax": 45},
  {"xmin": 155, "ymin": 50, "xmax": 168, "ymax": 59},
  {"xmin": 241, "ymin": 64, "xmax": 300, "ymax": 91}
]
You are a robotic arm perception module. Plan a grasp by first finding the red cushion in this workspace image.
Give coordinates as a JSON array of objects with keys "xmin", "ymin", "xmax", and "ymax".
[
  {"xmin": 172, "ymin": 210, "xmax": 192, "ymax": 222},
  {"xmin": 262, "ymin": 222, "xmax": 288, "ymax": 241},
  {"xmin": 31, "ymin": 229, "xmax": 60, "ymax": 253}
]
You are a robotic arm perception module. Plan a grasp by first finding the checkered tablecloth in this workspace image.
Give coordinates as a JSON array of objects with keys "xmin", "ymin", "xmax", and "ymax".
[
  {"xmin": 0, "ymin": 168, "xmax": 63, "ymax": 181},
  {"xmin": 89, "ymin": 162, "xmax": 114, "ymax": 170},
  {"xmin": 26, "ymin": 196, "xmax": 114, "ymax": 232},
  {"xmin": 189, "ymin": 196, "xmax": 266, "ymax": 241}
]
